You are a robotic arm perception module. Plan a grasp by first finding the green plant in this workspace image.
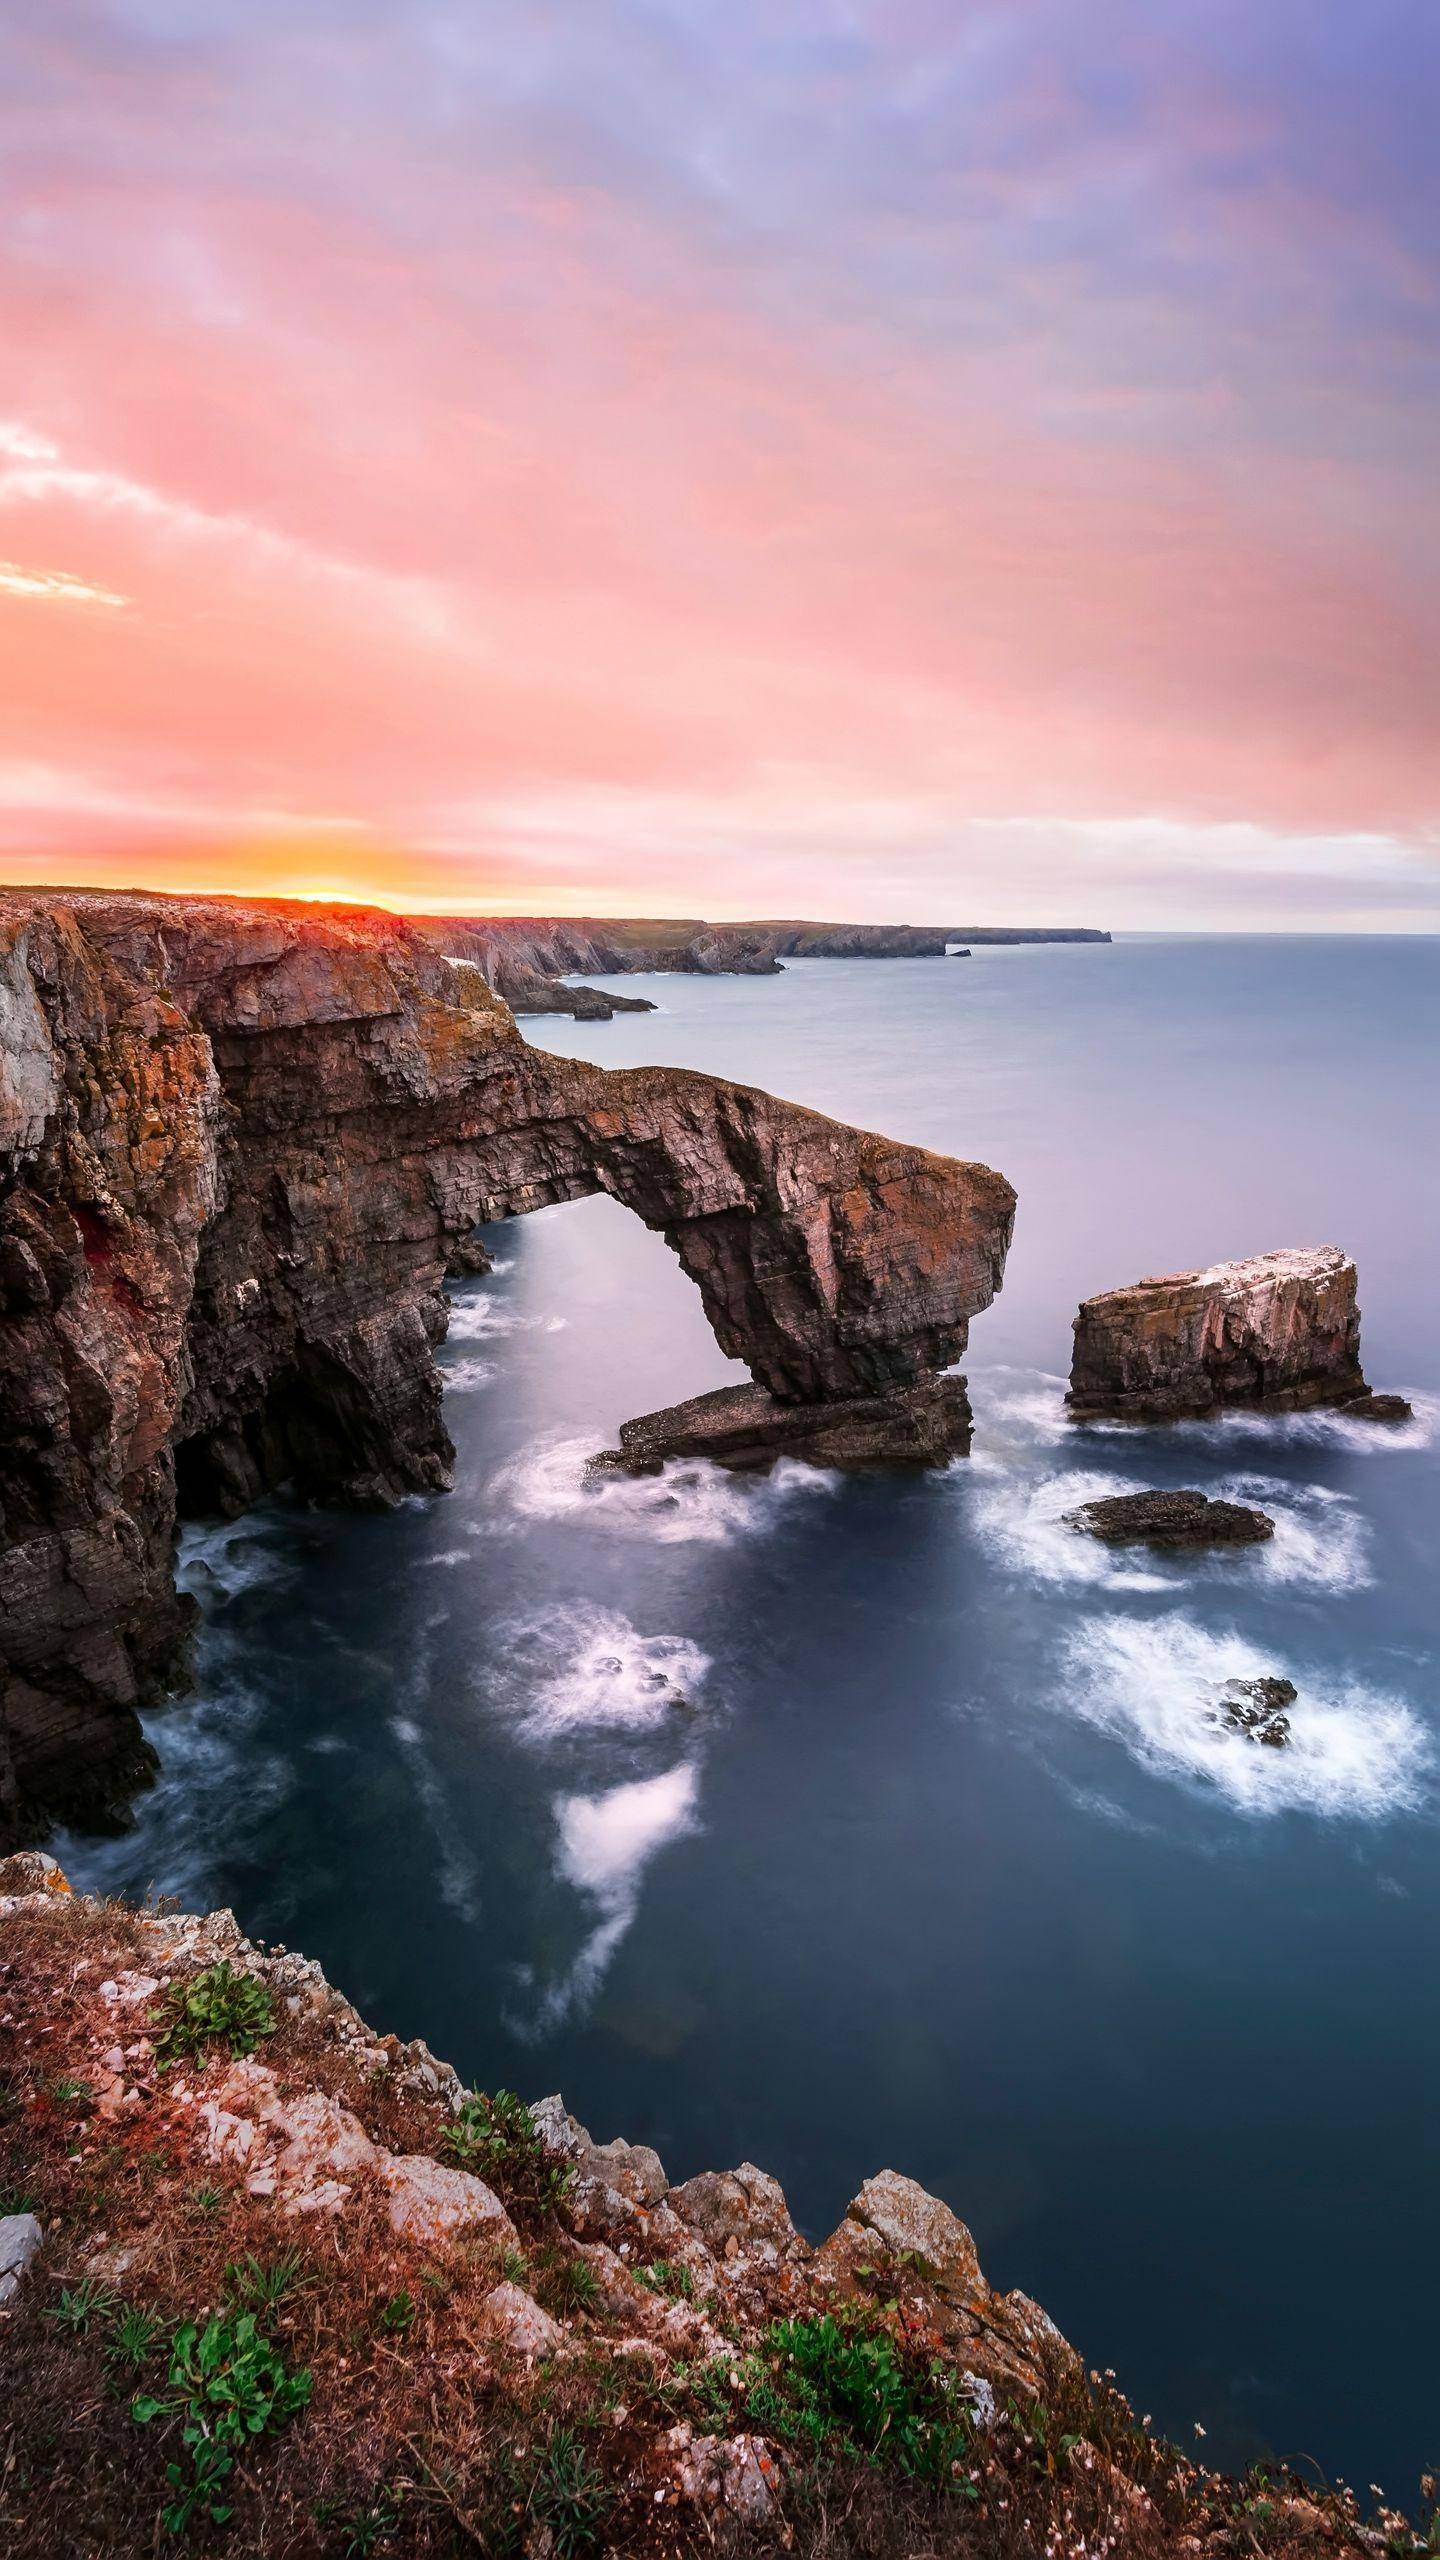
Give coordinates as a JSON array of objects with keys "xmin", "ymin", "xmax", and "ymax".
[
  {"xmin": 530, "ymin": 2426, "xmax": 612, "ymax": 2558},
  {"xmin": 442, "ymin": 2089, "xmax": 572, "ymax": 2216},
  {"xmin": 0, "ymin": 2180, "xmax": 37, "ymax": 2216},
  {"xmin": 44, "ymin": 2278, "xmax": 120, "ymax": 2335},
  {"xmin": 132, "ymin": 2309, "xmax": 312, "ymax": 2533},
  {"xmin": 377, "ymin": 2289, "xmax": 415, "ymax": 2335},
  {"xmin": 152, "ymin": 1962, "xmax": 275, "ymax": 2070},
  {"xmin": 500, "ymin": 2246, "xmax": 529, "ymax": 2286},
  {"xmin": 224, "ymin": 2249, "xmax": 307, "ymax": 2311},
  {"xmin": 635, "ymin": 2257, "xmax": 695, "ymax": 2301},
  {"xmin": 315, "ymin": 2490, "xmax": 405, "ymax": 2554},
  {"xmin": 537, "ymin": 2255, "xmax": 600, "ymax": 2316},
  {"xmin": 106, "ymin": 2303, "xmax": 169, "ymax": 2372},
  {"xmin": 714, "ymin": 2313, "xmax": 976, "ymax": 2488},
  {"xmin": 50, "ymin": 2076, "xmax": 93, "ymax": 2108}
]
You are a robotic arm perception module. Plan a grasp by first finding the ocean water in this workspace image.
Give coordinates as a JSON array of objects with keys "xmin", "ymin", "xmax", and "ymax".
[{"xmin": 62, "ymin": 936, "xmax": 1439, "ymax": 2497}]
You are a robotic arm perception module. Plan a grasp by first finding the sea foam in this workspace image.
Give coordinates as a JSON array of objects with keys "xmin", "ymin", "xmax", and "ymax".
[
  {"xmin": 494, "ymin": 1603, "xmax": 711, "ymax": 1740},
  {"xmin": 489, "ymin": 1434, "xmax": 836, "ymax": 1545},
  {"xmin": 1061, "ymin": 1613, "xmax": 1429, "ymax": 1818}
]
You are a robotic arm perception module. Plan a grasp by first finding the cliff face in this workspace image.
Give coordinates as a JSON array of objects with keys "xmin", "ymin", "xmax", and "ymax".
[
  {"xmin": 0, "ymin": 1861, "xmax": 1393, "ymax": 2559},
  {"xmin": 1, "ymin": 892, "xmax": 1015, "ymax": 1844},
  {"xmin": 1067, "ymin": 1247, "xmax": 1376, "ymax": 1422}
]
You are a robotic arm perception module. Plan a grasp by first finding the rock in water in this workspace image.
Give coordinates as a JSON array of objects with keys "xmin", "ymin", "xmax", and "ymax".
[
  {"xmin": 1215, "ymin": 1677, "xmax": 1296, "ymax": 1747},
  {"xmin": 1066, "ymin": 1489, "xmax": 1275, "ymax": 1547},
  {"xmin": 1067, "ymin": 1246, "xmax": 1405, "ymax": 1422},
  {"xmin": 591, "ymin": 1375, "xmax": 975, "ymax": 1474}
]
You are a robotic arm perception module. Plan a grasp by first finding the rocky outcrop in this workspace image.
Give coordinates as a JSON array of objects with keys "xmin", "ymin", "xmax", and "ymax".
[
  {"xmin": 1065, "ymin": 1489, "xmax": 1275, "ymax": 1547},
  {"xmin": 1067, "ymin": 1246, "xmax": 1407, "ymax": 1423},
  {"xmin": 592, "ymin": 1374, "xmax": 975, "ymax": 1474},
  {"xmin": 1, "ymin": 892, "xmax": 1014, "ymax": 1844},
  {"xmin": 0, "ymin": 1863, "xmax": 1394, "ymax": 2557},
  {"xmin": 1215, "ymin": 1677, "xmax": 1295, "ymax": 1747}
]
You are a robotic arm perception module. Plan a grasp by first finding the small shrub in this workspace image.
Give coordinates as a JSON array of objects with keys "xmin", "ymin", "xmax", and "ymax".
[
  {"xmin": 442, "ymin": 2090, "xmax": 572, "ymax": 2216},
  {"xmin": 132, "ymin": 2309, "xmax": 312, "ymax": 2534},
  {"xmin": 49, "ymin": 2076, "xmax": 93, "ymax": 2109},
  {"xmin": 187, "ymin": 2183, "xmax": 226, "ymax": 2219},
  {"xmin": 44, "ymin": 2278, "xmax": 120, "ymax": 2336},
  {"xmin": 708, "ymin": 2313, "xmax": 976, "ymax": 2488},
  {"xmin": 225, "ymin": 2249, "xmax": 307, "ymax": 2311},
  {"xmin": 153, "ymin": 1962, "xmax": 275, "ymax": 2069},
  {"xmin": 377, "ymin": 2289, "xmax": 415, "ymax": 2335}
]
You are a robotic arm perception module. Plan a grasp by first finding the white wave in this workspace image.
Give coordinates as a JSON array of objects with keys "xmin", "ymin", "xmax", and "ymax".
[
  {"xmin": 970, "ymin": 1370, "xmax": 1071, "ymax": 1449},
  {"xmin": 1168, "ymin": 1391, "xmax": 1437, "ymax": 1458},
  {"xmin": 973, "ymin": 1368, "xmax": 1436, "ymax": 1460},
  {"xmin": 58, "ymin": 1672, "xmax": 291, "ymax": 1912},
  {"xmin": 520, "ymin": 1762, "xmax": 700, "ymax": 2031},
  {"xmin": 494, "ymin": 1603, "xmax": 709, "ymax": 1739},
  {"xmin": 444, "ymin": 1295, "xmax": 523, "ymax": 1340},
  {"xmin": 439, "ymin": 1354, "xmax": 496, "ymax": 1390},
  {"xmin": 969, "ymin": 1466, "xmax": 1172, "ymax": 1593},
  {"xmin": 177, "ymin": 1518, "xmax": 299, "ymax": 1605},
  {"xmin": 488, "ymin": 1434, "xmax": 836, "ymax": 1545},
  {"xmin": 1213, "ymin": 1474, "xmax": 1372, "ymax": 1593},
  {"xmin": 1061, "ymin": 1614, "xmax": 1429, "ymax": 1818},
  {"xmin": 969, "ymin": 1461, "xmax": 1373, "ymax": 1599}
]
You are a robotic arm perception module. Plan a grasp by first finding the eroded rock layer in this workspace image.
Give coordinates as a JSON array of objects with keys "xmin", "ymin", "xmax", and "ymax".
[
  {"xmin": 591, "ymin": 1374, "xmax": 975, "ymax": 1474},
  {"xmin": 1, "ymin": 891, "xmax": 1015, "ymax": 1842},
  {"xmin": 1066, "ymin": 1246, "xmax": 1385, "ymax": 1422}
]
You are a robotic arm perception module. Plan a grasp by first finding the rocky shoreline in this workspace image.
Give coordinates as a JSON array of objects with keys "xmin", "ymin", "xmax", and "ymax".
[
  {"xmin": 412, "ymin": 914, "xmax": 1110, "ymax": 1020},
  {"xmin": 0, "ymin": 1855, "xmax": 1419, "ymax": 2558}
]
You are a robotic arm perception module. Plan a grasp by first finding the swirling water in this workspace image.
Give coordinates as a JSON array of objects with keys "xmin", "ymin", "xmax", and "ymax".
[{"xmin": 62, "ymin": 936, "xmax": 1439, "ymax": 2495}]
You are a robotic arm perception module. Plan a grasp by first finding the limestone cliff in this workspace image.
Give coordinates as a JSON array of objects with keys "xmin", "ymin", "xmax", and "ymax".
[
  {"xmin": 0, "ymin": 891, "xmax": 1015, "ymax": 1845},
  {"xmin": 1067, "ymin": 1246, "xmax": 1405, "ymax": 1422}
]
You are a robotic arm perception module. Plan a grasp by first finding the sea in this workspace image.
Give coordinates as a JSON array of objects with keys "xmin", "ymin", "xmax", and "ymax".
[{"xmin": 60, "ymin": 934, "xmax": 1439, "ymax": 2499}]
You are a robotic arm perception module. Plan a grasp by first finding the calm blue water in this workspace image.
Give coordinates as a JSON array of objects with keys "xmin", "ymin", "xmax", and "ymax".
[{"xmin": 64, "ymin": 937, "xmax": 1439, "ymax": 2498}]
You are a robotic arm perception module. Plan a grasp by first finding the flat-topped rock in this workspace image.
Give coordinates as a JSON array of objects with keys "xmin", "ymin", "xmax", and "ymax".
[
  {"xmin": 1065, "ymin": 1489, "xmax": 1275, "ymax": 1548},
  {"xmin": 590, "ymin": 1374, "xmax": 975, "ymax": 1475},
  {"xmin": 1067, "ymin": 1246, "xmax": 1404, "ymax": 1422}
]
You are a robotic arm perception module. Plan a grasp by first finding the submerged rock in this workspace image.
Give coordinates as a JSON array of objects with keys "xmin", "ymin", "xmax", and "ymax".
[
  {"xmin": 590, "ymin": 1374, "xmax": 975, "ymax": 1475},
  {"xmin": 1215, "ymin": 1676, "xmax": 1296, "ymax": 1747},
  {"xmin": 1066, "ymin": 1488, "xmax": 1275, "ymax": 1547},
  {"xmin": 1067, "ymin": 1245, "xmax": 1404, "ymax": 1422}
]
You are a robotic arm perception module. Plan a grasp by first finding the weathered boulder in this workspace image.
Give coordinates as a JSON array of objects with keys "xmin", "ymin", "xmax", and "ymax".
[
  {"xmin": 1065, "ymin": 1489, "xmax": 1275, "ymax": 1547},
  {"xmin": 0, "ymin": 2213, "xmax": 43, "ymax": 2306},
  {"xmin": 590, "ymin": 1373, "xmax": 974, "ymax": 1475},
  {"xmin": 477, "ymin": 2280, "xmax": 564, "ymax": 2361},
  {"xmin": 1067, "ymin": 1247, "xmax": 1400, "ymax": 1422},
  {"xmin": 0, "ymin": 891, "xmax": 1015, "ymax": 1845}
]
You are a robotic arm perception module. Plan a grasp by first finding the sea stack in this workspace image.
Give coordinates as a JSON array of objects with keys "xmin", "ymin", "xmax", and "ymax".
[{"xmin": 1066, "ymin": 1246, "xmax": 1411, "ymax": 1424}]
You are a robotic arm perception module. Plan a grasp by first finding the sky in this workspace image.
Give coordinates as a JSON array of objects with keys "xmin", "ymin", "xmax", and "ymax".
[{"xmin": 1, "ymin": 1, "xmax": 1436, "ymax": 928}]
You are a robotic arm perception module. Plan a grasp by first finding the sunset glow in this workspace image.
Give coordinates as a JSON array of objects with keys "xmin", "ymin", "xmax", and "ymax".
[{"xmin": 2, "ymin": 3, "xmax": 1436, "ymax": 926}]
